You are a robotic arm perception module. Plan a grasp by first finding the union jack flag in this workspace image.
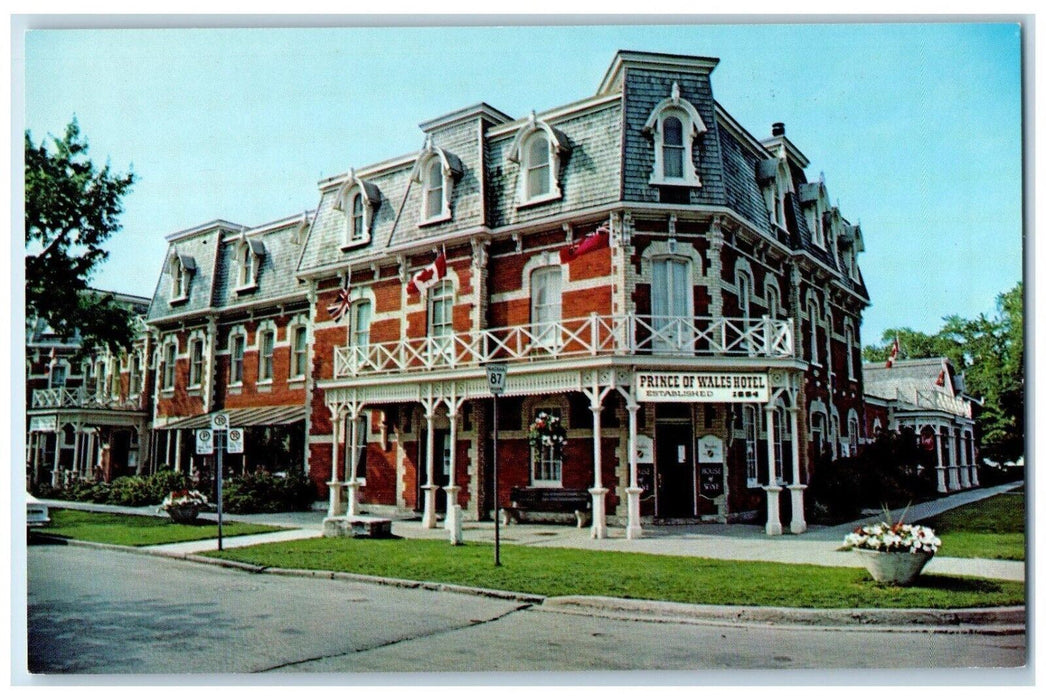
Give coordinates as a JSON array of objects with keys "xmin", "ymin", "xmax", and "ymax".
[{"xmin": 327, "ymin": 286, "xmax": 352, "ymax": 323}]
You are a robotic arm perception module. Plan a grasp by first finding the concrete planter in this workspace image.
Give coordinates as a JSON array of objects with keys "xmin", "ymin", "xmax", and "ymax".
[
  {"xmin": 166, "ymin": 504, "xmax": 200, "ymax": 524},
  {"xmin": 855, "ymin": 549, "xmax": 933, "ymax": 586}
]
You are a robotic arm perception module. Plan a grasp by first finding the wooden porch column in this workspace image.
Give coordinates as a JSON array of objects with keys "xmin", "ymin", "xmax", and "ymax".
[
  {"xmin": 345, "ymin": 403, "xmax": 366, "ymax": 517},
  {"xmin": 51, "ymin": 431, "xmax": 61, "ymax": 487},
  {"xmin": 173, "ymin": 429, "xmax": 183, "ymax": 473},
  {"xmin": 762, "ymin": 405, "xmax": 783, "ymax": 536},
  {"xmin": 421, "ymin": 401, "xmax": 439, "ymax": 529},
  {"xmin": 71, "ymin": 421, "xmax": 83, "ymax": 480},
  {"xmin": 624, "ymin": 399, "xmax": 643, "ymax": 540},
  {"xmin": 589, "ymin": 401, "xmax": 608, "ymax": 539},
  {"xmin": 326, "ymin": 408, "xmax": 344, "ymax": 517},
  {"xmin": 934, "ymin": 429, "xmax": 948, "ymax": 493},
  {"xmin": 787, "ymin": 407, "xmax": 807, "ymax": 534},
  {"xmin": 443, "ymin": 395, "xmax": 465, "ymax": 543}
]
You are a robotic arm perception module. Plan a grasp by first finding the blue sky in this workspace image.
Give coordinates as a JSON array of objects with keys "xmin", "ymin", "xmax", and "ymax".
[{"xmin": 20, "ymin": 22, "xmax": 1024, "ymax": 345}]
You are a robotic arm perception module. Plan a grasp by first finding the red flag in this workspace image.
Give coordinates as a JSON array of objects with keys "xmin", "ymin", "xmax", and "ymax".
[
  {"xmin": 559, "ymin": 223, "xmax": 610, "ymax": 264},
  {"xmin": 407, "ymin": 252, "xmax": 447, "ymax": 296},
  {"xmin": 935, "ymin": 360, "xmax": 947, "ymax": 387},
  {"xmin": 327, "ymin": 285, "xmax": 352, "ymax": 323},
  {"xmin": 885, "ymin": 336, "xmax": 899, "ymax": 368}
]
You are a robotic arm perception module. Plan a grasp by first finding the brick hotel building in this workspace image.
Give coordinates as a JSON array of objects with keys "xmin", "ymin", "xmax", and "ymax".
[{"xmin": 28, "ymin": 51, "xmax": 978, "ymax": 537}]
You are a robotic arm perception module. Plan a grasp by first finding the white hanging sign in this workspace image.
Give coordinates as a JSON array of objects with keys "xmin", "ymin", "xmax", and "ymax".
[
  {"xmin": 635, "ymin": 435, "xmax": 654, "ymax": 464},
  {"xmin": 698, "ymin": 435, "xmax": 724, "ymax": 463},
  {"xmin": 210, "ymin": 412, "xmax": 231, "ymax": 431}
]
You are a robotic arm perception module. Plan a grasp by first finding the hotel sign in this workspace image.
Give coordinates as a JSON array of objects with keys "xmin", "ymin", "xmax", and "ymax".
[{"xmin": 635, "ymin": 371, "xmax": 770, "ymax": 403}]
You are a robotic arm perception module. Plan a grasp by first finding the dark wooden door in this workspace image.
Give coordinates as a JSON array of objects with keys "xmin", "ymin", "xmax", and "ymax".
[
  {"xmin": 418, "ymin": 429, "xmax": 449, "ymax": 513},
  {"xmin": 655, "ymin": 422, "xmax": 696, "ymax": 517}
]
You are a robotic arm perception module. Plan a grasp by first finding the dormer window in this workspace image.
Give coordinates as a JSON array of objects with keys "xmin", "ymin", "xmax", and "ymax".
[
  {"xmin": 524, "ymin": 133, "xmax": 551, "ymax": 199},
  {"xmin": 644, "ymin": 82, "xmax": 706, "ymax": 188},
  {"xmin": 508, "ymin": 113, "xmax": 570, "ymax": 207},
  {"xmin": 169, "ymin": 253, "xmax": 195, "ymax": 303},
  {"xmin": 235, "ymin": 238, "xmax": 264, "ymax": 292},
  {"xmin": 334, "ymin": 170, "xmax": 380, "ymax": 249},
  {"xmin": 424, "ymin": 160, "xmax": 443, "ymax": 219},
  {"xmin": 414, "ymin": 141, "xmax": 462, "ymax": 225}
]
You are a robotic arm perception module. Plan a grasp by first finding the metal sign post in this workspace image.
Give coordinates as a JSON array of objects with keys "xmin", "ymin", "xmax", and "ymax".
[
  {"xmin": 209, "ymin": 413, "xmax": 230, "ymax": 552},
  {"xmin": 485, "ymin": 364, "xmax": 507, "ymax": 567}
]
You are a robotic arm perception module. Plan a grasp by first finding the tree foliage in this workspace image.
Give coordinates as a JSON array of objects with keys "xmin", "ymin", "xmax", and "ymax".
[
  {"xmin": 862, "ymin": 283, "xmax": 1024, "ymax": 461},
  {"xmin": 25, "ymin": 119, "xmax": 136, "ymax": 355}
]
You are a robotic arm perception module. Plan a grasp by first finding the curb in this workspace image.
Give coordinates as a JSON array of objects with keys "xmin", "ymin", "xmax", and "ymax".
[
  {"xmin": 541, "ymin": 596, "xmax": 1027, "ymax": 634},
  {"xmin": 32, "ymin": 534, "xmax": 1024, "ymax": 632}
]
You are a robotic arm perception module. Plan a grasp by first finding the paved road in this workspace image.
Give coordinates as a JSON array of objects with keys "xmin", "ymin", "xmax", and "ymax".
[{"xmin": 26, "ymin": 542, "xmax": 1026, "ymax": 676}]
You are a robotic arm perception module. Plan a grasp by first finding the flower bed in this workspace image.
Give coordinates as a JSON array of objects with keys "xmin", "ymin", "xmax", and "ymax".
[{"xmin": 159, "ymin": 489, "xmax": 209, "ymax": 524}]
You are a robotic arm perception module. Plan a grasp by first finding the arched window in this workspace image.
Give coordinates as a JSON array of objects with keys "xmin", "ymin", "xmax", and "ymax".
[
  {"xmin": 290, "ymin": 325, "xmax": 308, "ymax": 379},
  {"xmin": 524, "ymin": 132, "xmax": 551, "ymax": 200},
  {"xmin": 169, "ymin": 254, "xmax": 194, "ymax": 301},
  {"xmin": 810, "ymin": 411, "xmax": 827, "ymax": 461},
  {"xmin": 662, "ymin": 116, "xmax": 684, "ymax": 178},
  {"xmin": 736, "ymin": 270, "xmax": 752, "ymax": 318},
  {"xmin": 236, "ymin": 239, "xmax": 264, "ymax": 291},
  {"xmin": 229, "ymin": 331, "xmax": 246, "ymax": 385},
  {"xmin": 162, "ymin": 340, "xmax": 177, "ymax": 391},
  {"xmin": 509, "ymin": 115, "xmax": 569, "ymax": 207},
  {"xmin": 844, "ymin": 320, "xmax": 856, "ymax": 380},
  {"xmin": 350, "ymin": 300, "xmax": 372, "ymax": 348},
  {"xmin": 530, "ymin": 266, "xmax": 562, "ymax": 350},
  {"xmin": 335, "ymin": 170, "xmax": 380, "ymax": 249},
  {"xmin": 848, "ymin": 412, "xmax": 860, "ymax": 455},
  {"xmin": 423, "ymin": 159, "xmax": 443, "ymax": 220},
  {"xmin": 129, "ymin": 353, "xmax": 143, "ymax": 396},
  {"xmin": 428, "ymin": 281, "xmax": 454, "ymax": 363},
  {"xmin": 643, "ymin": 83, "xmax": 706, "ymax": 187},
  {"xmin": 258, "ymin": 328, "xmax": 275, "ymax": 382},
  {"xmin": 530, "ymin": 406, "xmax": 565, "ymax": 486},
  {"xmin": 766, "ymin": 282, "xmax": 781, "ymax": 319},
  {"xmin": 188, "ymin": 338, "xmax": 204, "ymax": 388},
  {"xmin": 350, "ymin": 193, "xmax": 365, "ymax": 243},
  {"xmin": 49, "ymin": 361, "xmax": 67, "ymax": 389},
  {"xmin": 651, "ymin": 256, "xmax": 693, "ymax": 352}
]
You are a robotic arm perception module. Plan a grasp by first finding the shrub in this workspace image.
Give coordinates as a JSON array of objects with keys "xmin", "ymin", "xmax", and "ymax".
[
  {"xmin": 146, "ymin": 469, "xmax": 188, "ymax": 504},
  {"xmin": 105, "ymin": 476, "xmax": 155, "ymax": 507},
  {"xmin": 223, "ymin": 470, "xmax": 315, "ymax": 514}
]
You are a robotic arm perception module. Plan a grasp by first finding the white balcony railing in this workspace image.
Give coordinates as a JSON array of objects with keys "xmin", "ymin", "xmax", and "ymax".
[
  {"xmin": 913, "ymin": 389, "xmax": 973, "ymax": 418},
  {"xmin": 334, "ymin": 314, "xmax": 794, "ymax": 378},
  {"xmin": 32, "ymin": 387, "xmax": 143, "ymax": 411}
]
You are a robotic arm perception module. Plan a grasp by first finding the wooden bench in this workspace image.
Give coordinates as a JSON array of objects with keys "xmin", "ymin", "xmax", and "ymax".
[{"xmin": 501, "ymin": 487, "xmax": 592, "ymax": 528}]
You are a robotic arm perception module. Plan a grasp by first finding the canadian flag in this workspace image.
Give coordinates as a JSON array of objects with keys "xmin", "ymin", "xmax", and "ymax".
[
  {"xmin": 560, "ymin": 223, "xmax": 610, "ymax": 264},
  {"xmin": 935, "ymin": 360, "xmax": 947, "ymax": 387},
  {"xmin": 407, "ymin": 252, "xmax": 448, "ymax": 296},
  {"xmin": 885, "ymin": 336, "xmax": 900, "ymax": 368}
]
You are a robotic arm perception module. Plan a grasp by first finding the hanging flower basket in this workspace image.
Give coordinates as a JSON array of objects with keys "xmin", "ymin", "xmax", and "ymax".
[
  {"xmin": 528, "ymin": 412, "xmax": 567, "ymax": 455},
  {"xmin": 843, "ymin": 520, "xmax": 941, "ymax": 586}
]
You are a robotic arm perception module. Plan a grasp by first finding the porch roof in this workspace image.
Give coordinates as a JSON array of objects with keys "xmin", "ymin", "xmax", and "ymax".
[{"xmin": 160, "ymin": 405, "xmax": 305, "ymax": 431}]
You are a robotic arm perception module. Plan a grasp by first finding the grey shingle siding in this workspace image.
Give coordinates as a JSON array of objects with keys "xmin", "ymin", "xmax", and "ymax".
[
  {"xmin": 212, "ymin": 222, "xmax": 307, "ymax": 308},
  {"xmin": 717, "ymin": 123, "xmax": 772, "ymax": 230},
  {"xmin": 486, "ymin": 101, "xmax": 623, "ymax": 228},
  {"xmin": 621, "ymin": 67, "xmax": 725, "ymax": 206},
  {"xmin": 147, "ymin": 228, "xmax": 227, "ymax": 321}
]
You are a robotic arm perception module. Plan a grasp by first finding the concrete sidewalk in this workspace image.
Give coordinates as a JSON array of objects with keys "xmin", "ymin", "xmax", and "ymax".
[{"xmin": 38, "ymin": 481, "xmax": 1025, "ymax": 581}]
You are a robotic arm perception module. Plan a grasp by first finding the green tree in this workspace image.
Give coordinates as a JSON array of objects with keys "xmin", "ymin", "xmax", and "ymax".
[
  {"xmin": 25, "ymin": 119, "xmax": 136, "ymax": 355},
  {"xmin": 863, "ymin": 283, "xmax": 1024, "ymax": 461}
]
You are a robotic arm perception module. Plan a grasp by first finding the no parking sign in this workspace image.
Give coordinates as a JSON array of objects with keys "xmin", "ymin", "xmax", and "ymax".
[
  {"xmin": 195, "ymin": 429, "xmax": 214, "ymax": 455},
  {"xmin": 227, "ymin": 428, "xmax": 244, "ymax": 454}
]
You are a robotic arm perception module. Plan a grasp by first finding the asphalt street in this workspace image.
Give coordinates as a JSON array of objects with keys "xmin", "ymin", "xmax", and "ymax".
[{"xmin": 26, "ymin": 540, "xmax": 1027, "ymax": 677}]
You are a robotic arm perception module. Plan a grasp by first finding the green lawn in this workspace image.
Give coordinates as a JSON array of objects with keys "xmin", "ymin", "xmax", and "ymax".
[
  {"xmin": 918, "ymin": 492, "xmax": 1026, "ymax": 561},
  {"xmin": 39, "ymin": 509, "xmax": 284, "ymax": 547},
  {"xmin": 205, "ymin": 538, "xmax": 1024, "ymax": 609}
]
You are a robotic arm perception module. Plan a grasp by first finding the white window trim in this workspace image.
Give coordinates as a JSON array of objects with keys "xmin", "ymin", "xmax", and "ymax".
[
  {"xmin": 508, "ymin": 113, "xmax": 569, "ymax": 208},
  {"xmin": 643, "ymin": 82, "xmax": 706, "ymax": 188},
  {"xmin": 48, "ymin": 359, "xmax": 70, "ymax": 390},
  {"xmin": 806, "ymin": 293, "xmax": 822, "ymax": 367},
  {"xmin": 334, "ymin": 169, "xmax": 379, "ymax": 250},
  {"xmin": 526, "ymin": 398, "xmax": 568, "ymax": 487},
  {"xmin": 234, "ymin": 238, "xmax": 264, "ymax": 294},
  {"xmin": 288, "ymin": 316, "xmax": 309, "ymax": 381},
  {"xmin": 256, "ymin": 321, "xmax": 277, "ymax": 385},
  {"xmin": 161, "ymin": 337, "xmax": 178, "ymax": 392},
  {"xmin": 169, "ymin": 254, "xmax": 193, "ymax": 304},
  {"xmin": 228, "ymin": 327, "xmax": 247, "ymax": 387},
  {"xmin": 530, "ymin": 265, "xmax": 564, "ymax": 352},
  {"xmin": 414, "ymin": 143, "xmax": 461, "ymax": 226}
]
